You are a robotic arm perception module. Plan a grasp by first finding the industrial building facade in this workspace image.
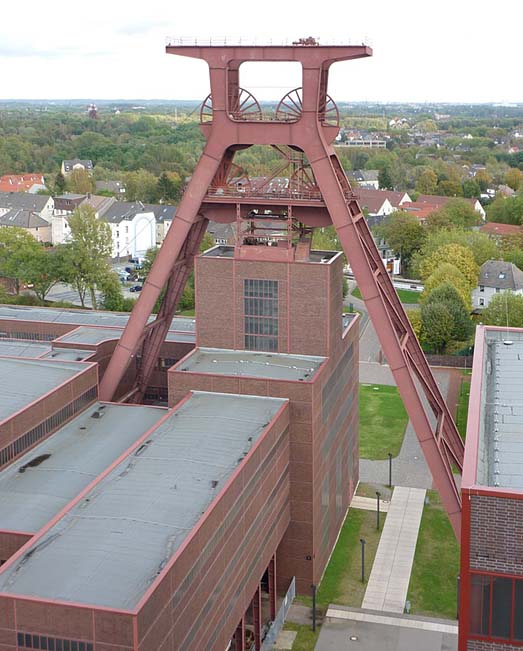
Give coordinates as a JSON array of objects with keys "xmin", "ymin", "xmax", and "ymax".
[
  {"xmin": 0, "ymin": 239, "xmax": 359, "ymax": 650},
  {"xmin": 460, "ymin": 326, "xmax": 523, "ymax": 651}
]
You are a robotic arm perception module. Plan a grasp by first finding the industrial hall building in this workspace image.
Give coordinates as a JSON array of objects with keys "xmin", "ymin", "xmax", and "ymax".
[{"xmin": 0, "ymin": 237, "xmax": 359, "ymax": 650}]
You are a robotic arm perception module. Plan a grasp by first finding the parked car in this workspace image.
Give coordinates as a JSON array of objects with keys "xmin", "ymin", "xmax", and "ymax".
[{"xmin": 129, "ymin": 285, "xmax": 142, "ymax": 293}]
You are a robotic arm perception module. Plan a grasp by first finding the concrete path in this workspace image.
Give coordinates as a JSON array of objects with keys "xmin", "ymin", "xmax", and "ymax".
[
  {"xmin": 317, "ymin": 606, "xmax": 457, "ymax": 651},
  {"xmin": 362, "ymin": 486, "xmax": 426, "ymax": 614},
  {"xmin": 350, "ymin": 494, "xmax": 390, "ymax": 513}
]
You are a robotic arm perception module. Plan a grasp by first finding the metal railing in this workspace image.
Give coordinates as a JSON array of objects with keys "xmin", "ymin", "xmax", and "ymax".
[{"xmin": 261, "ymin": 577, "xmax": 296, "ymax": 650}]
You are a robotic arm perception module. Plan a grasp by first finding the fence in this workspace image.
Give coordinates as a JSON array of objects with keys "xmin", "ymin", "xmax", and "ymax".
[{"xmin": 261, "ymin": 577, "xmax": 296, "ymax": 650}]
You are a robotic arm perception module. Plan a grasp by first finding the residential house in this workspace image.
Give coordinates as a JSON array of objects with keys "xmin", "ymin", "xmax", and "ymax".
[
  {"xmin": 0, "ymin": 192, "xmax": 54, "ymax": 223},
  {"xmin": 351, "ymin": 169, "xmax": 380, "ymax": 189},
  {"xmin": 61, "ymin": 159, "xmax": 94, "ymax": 176},
  {"xmin": 99, "ymin": 202, "xmax": 156, "ymax": 259},
  {"xmin": 0, "ymin": 174, "xmax": 46, "ymax": 194},
  {"xmin": 0, "ymin": 209, "xmax": 51, "ymax": 242},
  {"xmin": 95, "ymin": 180, "xmax": 126, "ymax": 196},
  {"xmin": 472, "ymin": 260, "xmax": 523, "ymax": 308},
  {"xmin": 415, "ymin": 193, "xmax": 486, "ymax": 219}
]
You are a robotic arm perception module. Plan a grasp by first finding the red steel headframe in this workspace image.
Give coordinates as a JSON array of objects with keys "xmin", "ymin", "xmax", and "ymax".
[{"xmin": 99, "ymin": 40, "xmax": 464, "ymax": 537}]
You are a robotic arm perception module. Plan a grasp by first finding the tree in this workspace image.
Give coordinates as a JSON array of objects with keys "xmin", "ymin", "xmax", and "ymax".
[
  {"xmin": 0, "ymin": 227, "xmax": 42, "ymax": 294},
  {"xmin": 424, "ymin": 283, "xmax": 473, "ymax": 342},
  {"xmin": 54, "ymin": 172, "xmax": 66, "ymax": 195},
  {"xmin": 67, "ymin": 168, "xmax": 94, "ymax": 194},
  {"xmin": 420, "ymin": 303, "xmax": 455, "ymax": 353},
  {"xmin": 422, "ymin": 263, "xmax": 472, "ymax": 308},
  {"xmin": 505, "ymin": 168, "xmax": 523, "ymax": 191},
  {"xmin": 378, "ymin": 211, "xmax": 426, "ymax": 275},
  {"xmin": 482, "ymin": 291, "xmax": 523, "ymax": 328},
  {"xmin": 486, "ymin": 194, "xmax": 523, "ymax": 225},
  {"xmin": 413, "ymin": 229, "xmax": 498, "ymax": 267},
  {"xmin": 378, "ymin": 167, "xmax": 393, "ymax": 190},
  {"xmin": 417, "ymin": 243, "xmax": 479, "ymax": 288},
  {"xmin": 415, "ymin": 168, "xmax": 438, "ymax": 195},
  {"xmin": 61, "ymin": 205, "xmax": 113, "ymax": 308},
  {"xmin": 23, "ymin": 247, "xmax": 67, "ymax": 303}
]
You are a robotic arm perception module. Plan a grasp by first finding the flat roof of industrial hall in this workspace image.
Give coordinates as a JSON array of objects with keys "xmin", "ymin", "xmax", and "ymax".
[
  {"xmin": 0, "ymin": 358, "xmax": 90, "ymax": 424},
  {"xmin": 0, "ymin": 304, "xmax": 196, "ymax": 333},
  {"xmin": 466, "ymin": 326, "xmax": 523, "ymax": 490},
  {"xmin": 0, "ymin": 339, "xmax": 51, "ymax": 358},
  {"xmin": 175, "ymin": 347, "xmax": 325, "ymax": 381},
  {"xmin": 0, "ymin": 402, "xmax": 167, "ymax": 533},
  {"xmin": 56, "ymin": 326, "xmax": 195, "ymax": 346},
  {"xmin": 0, "ymin": 392, "xmax": 287, "ymax": 609}
]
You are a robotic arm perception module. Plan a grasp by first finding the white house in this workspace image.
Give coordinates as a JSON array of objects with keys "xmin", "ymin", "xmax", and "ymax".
[
  {"xmin": 100, "ymin": 202, "xmax": 156, "ymax": 259},
  {"xmin": 472, "ymin": 260, "xmax": 523, "ymax": 309}
]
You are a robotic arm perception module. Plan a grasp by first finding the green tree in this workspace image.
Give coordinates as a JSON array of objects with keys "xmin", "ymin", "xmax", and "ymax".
[
  {"xmin": 417, "ymin": 243, "xmax": 479, "ymax": 287},
  {"xmin": 420, "ymin": 303, "xmax": 455, "ymax": 353},
  {"xmin": 61, "ymin": 205, "xmax": 113, "ymax": 308},
  {"xmin": 482, "ymin": 291, "xmax": 523, "ymax": 328},
  {"xmin": 415, "ymin": 168, "xmax": 438, "ymax": 194},
  {"xmin": 422, "ymin": 263, "xmax": 472, "ymax": 308},
  {"xmin": 505, "ymin": 168, "xmax": 523, "ymax": 191},
  {"xmin": 424, "ymin": 283, "xmax": 473, "ymax": 342},
  {"xmin": 54, "ymin": 172, "xmax": 66, "ymax": 195},
  {"xmin": 67, "ymin": 168, "xmax": 94, "ymax": 194},
  {"xmin": 378, "ymin": 211, "xmax": 426, "ymax": 275},
  {"xmin": 486, "ymin": 194, "xmax": 523, "ymax": 225},
  {"xmin": 0, "ymin": 227, "xmax": 42, "ymax": 294},
  {"xmin": 23, "ymin": 246, "xmax": 67, "ymax": 303}
]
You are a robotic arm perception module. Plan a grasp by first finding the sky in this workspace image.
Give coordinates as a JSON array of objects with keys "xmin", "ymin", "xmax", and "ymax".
[{"xmin": 1, "ymin": 0, "xmax": 522, "ymax": 103}]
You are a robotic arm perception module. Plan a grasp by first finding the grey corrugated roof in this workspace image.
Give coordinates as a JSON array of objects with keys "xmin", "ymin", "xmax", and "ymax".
[
  {"xmin": 0, "ymin": 358, "xmax": 89, "ymax": 424},
  {"xmin": 0, "ymin": 208, "xmax": 49, "ymax": 229},
  {"xmin": 0, "ymin": 305, "xmax": 196, "ymax": 333},
  {"xmin": 177, "ymin": 347, "xmax": 324, "ymax": 381},
  {"xmin": 479, "ymin": 260, "xmax": 523, "ymax": 290},
  {"xmin": 481, "ymin": 329, "xmax": 523, "ymax": 488},
  {"xmin": 0, "ymin": 392, "xmax": 287, "ymax": 609},
  {"xmin": 0, "ymin": 402, "xmax": 167, "ymax": 533}
]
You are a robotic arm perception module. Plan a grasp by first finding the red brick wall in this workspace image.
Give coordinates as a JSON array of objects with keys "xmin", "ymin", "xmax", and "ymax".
[
  {"xmin": 195, "ymin": 253, "xmax": 343, "ymax": 357},
  {"xmin": 135, "ymin": 404, "xmax": 291, "ymax": 651},
  {"xmin": 469, "ymin": 494, "xmax": 523, "ymax": 575},
  {"xmin": 0, "ymin": 533, "xmax": 31, "ymax": 565}
]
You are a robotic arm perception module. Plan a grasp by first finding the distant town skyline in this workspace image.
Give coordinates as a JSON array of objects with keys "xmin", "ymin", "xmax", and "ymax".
[{"xmin": 1, "ymin": 0, "xmax": 522, "ymax": 104}]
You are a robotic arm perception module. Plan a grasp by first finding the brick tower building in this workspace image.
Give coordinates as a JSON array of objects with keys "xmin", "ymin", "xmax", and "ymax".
[{"xmin": 169, "ymin": 232, "xmax": 359, "ymax": 595}]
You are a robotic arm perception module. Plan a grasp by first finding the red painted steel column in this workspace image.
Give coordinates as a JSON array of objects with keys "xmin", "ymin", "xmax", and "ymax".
[
  {"xmin": 269, "ymin": 556, "xmax": 277, "ymax": 621},
  {"xmin": 253, "ymin": 584, "xmax": 262, "ymax": 650},
  {"xmin": 233, "ymin": 616, "xmax": 246, "ymax": 651},
  {"xmin": 99, "ymin": 141, "xmax": 225, "ymax": 401}
]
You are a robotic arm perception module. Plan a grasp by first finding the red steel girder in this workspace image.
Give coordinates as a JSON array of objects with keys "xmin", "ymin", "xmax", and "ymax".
[{"xmin": 99, "ymin": 40, "xmax": 464, "ymax": 538}]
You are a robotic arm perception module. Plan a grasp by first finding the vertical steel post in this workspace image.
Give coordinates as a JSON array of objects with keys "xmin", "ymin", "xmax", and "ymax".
[{"xmin": 360, "ymin": 538, "xmax": 366, "ymax": 583}]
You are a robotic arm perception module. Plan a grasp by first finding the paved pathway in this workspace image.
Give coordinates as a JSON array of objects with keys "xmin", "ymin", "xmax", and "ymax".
[
  {"xmin": 350, "ymin": 494, "xmax": 390, "ymax": 512},
  {"xmin": 361, "ymin": 486, "xmax": 426, "ymax": 614}
]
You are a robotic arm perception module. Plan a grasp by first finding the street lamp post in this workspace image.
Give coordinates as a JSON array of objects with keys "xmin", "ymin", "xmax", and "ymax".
[{"xmin": 360, "ymin": 538, "xmax": 366, "ymax": 583}]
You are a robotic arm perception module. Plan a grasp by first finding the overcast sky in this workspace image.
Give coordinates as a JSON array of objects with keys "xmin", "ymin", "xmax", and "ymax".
[{"xmin": 1, "ymin": 0, "xmax": 521, "ymax": 103}]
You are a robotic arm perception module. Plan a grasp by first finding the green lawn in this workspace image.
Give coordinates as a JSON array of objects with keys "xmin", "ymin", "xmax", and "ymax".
[
  {"xmin": 352, "ymin": 286, "xmax": 421, "ymax": 304},
  {"xmin": 359, "ymin": 384, "xmax": 409, "ymax": 459},
  {"xmin": 456, "ymin": 376, "xmax": 471, "ymax": 439},
  {"xmin": 407, "ymin": 490, "xmax": 460, "ymax": 619},
  {"xmin": 283, "ymin": 622, "xmax": 320, "ymax": 651},
  {"xmin": 296, "ymin": 509, "xmax": 386, "ymax": 611}
]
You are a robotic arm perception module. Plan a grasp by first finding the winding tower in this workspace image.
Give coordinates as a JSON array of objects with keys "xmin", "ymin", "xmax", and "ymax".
[{"xmin": 99, "ymin": 39, "xmax": 464, "ymax": 537}]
